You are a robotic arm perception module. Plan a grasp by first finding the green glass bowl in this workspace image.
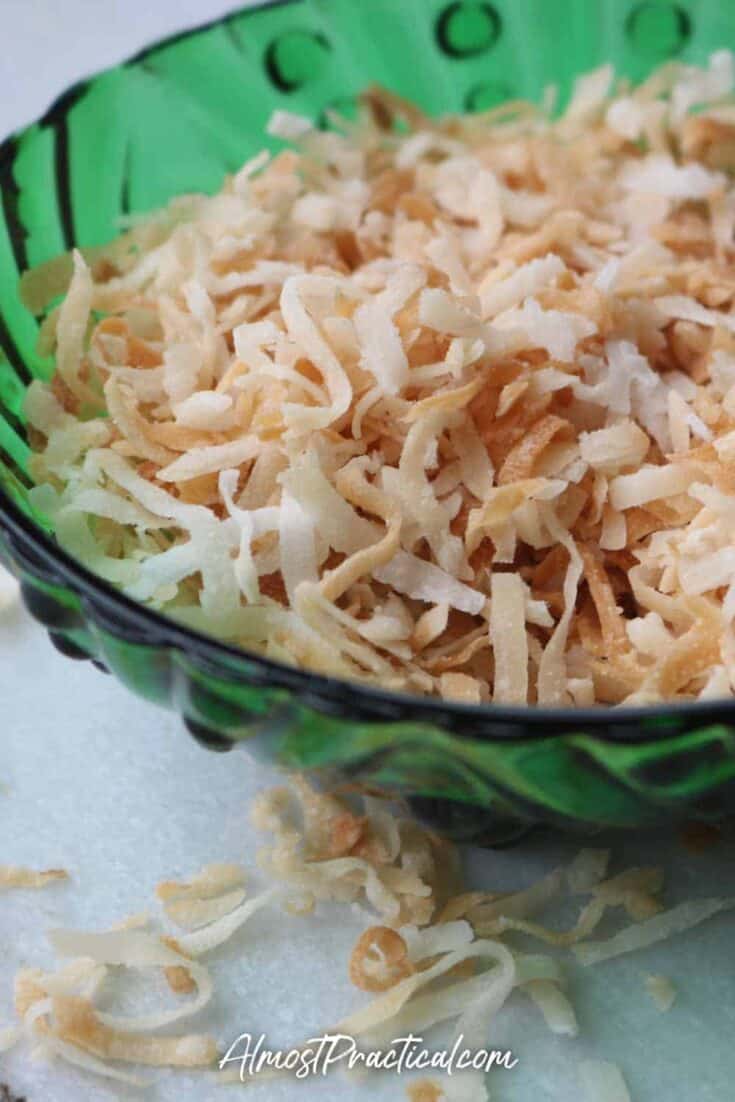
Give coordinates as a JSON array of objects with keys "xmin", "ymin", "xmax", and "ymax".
[{"xmin": 3, "ymin": 0, "xmax": 735, "ymax": 843}]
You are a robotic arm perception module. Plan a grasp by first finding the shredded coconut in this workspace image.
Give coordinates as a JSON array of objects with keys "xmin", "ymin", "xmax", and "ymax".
[
  {"xmin": 0, "ymin": 565, "xmax": 20, "ymax": 613},
  {"xmin": 26, "ymin": 54, "xmax": 735, "ymax": 705},
  {"xmin": 5, "ymin": 776, "xmax": 730, "ymax": 1095}
]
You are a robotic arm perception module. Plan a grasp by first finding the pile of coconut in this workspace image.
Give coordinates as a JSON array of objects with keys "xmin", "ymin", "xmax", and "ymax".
[{"xmin": 22, "ymin": 51, "xmax": 735, "ymax": 706}]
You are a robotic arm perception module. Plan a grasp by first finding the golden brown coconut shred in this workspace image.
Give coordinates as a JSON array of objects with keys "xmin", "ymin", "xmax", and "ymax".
[
  {"xmin": 0, "ymin": 866, "xmax": 68, "ymax": 891},
  {"xmin": 24, "ymin": 51, "xmax": 735, "ymax": 705},
  {"xmin": 5, "ymin": 777, "xmax": 735, "ymax": 1096}
]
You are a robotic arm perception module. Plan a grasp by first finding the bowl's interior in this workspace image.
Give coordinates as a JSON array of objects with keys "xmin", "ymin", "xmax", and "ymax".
[{"xmin": 2, "ymin": 0, "xmax": 735, "ymax": 720}]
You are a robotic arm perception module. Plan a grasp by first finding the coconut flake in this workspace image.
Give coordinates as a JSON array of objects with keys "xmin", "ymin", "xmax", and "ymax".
[
  {"xmin": 267, "ymin": 109, "xmax": 313, "ymax": 141},
  {"xmin": 494, "ymin": 298, "xmax": 596, "ymax": 362},
  {"xmin": 479, "ymin": 254, "xmax": 566, "ymax": 319},
  {"xmin": 574, "ymin": 897, "xmax": 735, "ymax": 965},
  {"xmin": 645, "ymin": 973, "xmax": 677, "ymax": 1012},
  {"xmin": 609, "ymin": 464, "xmax": 694, "ymax": 511},
  {"xmin": 163, "ymin": 343, "xmax": 202, "ymax": 404},
  {"xmin": 526, "ymin": 980, "xmax": 579, "ymax": 1037},
  {"xmin": 281, "ymin": 275, "xmax": 353, "ymax": 430},
  {"xmin": 48, "ymin": 927, "xmax": 214, "ymax": 1030},
  {"xmin": 0, "ymin": 866, "xmax": 68, "ymax": 890},
  {"xmin": 375, "ymin": 552, "xmax": 485, "ymax": 615},
  {"xmin": 655, "ymin": 294, "xmax": 735, "ymax": 334},
  {"xmin": 564, "ymin": 65, "xmax": 614, "ymax": 126},
  {"xmin": 579, "ymin": 1060, "xmax": 632, "ymax": 1102},
  {"xmin": 175, "ymin": 887, "xmax": 279, "ymax": 957},
  {"xmin": 671, "ymin": 50, "xmax": 734, "ymax": 123},
  {"xmin": 490, "ymin": 573, "xmax": 528, "ymax": 704},
  {"xmin": 579, "ymin": 421, "xmax": 650, "ymax": 475},
  {"xmin": 354, "ymin": 266, "xmax": 425, "ymax": 395},
  {"xmin": 619, "ymin": 153, "xmax": 725, "ymax": 199},
  {"xmin": 173, "ymin": 391, "xmax": 235, "ymax": 430},
  {"xmin": 55, "ymin": 251, "xmax": 93, "ymax": 400},
  {"xmin": 156, "ymin": 436, "xmax": 259, "ymax": 482},
  {"xmin": 537, "ymin": 508, "xmax": 583, "ymax": 705},
  {"xmin": 0, "ymin": 565, "xmax": 20, "ymax": 612},
  {"xmin": 606, "ymin": 97, "xmax": 645, "ymax": 140}
]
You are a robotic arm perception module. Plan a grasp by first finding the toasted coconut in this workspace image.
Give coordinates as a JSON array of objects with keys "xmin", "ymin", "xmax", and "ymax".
[
  {"xmin": 8, "ymin": 764, "xmax": 733, "ymax": 1097},
  {"xmin": 25, "ymin": 52, "xmax": 735, "ymax": 704},
  {"xmin": 608, "ymin": 463, "xmax": 694, "ymax": 510},
  {"xmin": 157, "ymin": 863, "xmax": 246, "ymax": 903},
  {"xmin": 105, "ymin": 378, "xmax": 174, "ymax": 465},
  {"xmin": 575, "ymin": 897, "xmax": 735, "ymax": 965},
  {"xmin": 54, "ymin": 251, "xmax": 98, "ymax": 406},
  {"xmin": 645, "ymin": 973, "xmax": 677, "ymax": 1012},
  {"xmin": 526, "ymin": 980, "xmax": 579, "ymax": 1037},
  {"xmin": 467, "ymin": 868, "xmax": 565, "ymax": 934},
  {"xmin": 578, "ymin": 544, "xmax": 629, "ymax": 655},
  {"xmin": 50, "ymin": 995, "xmax": 218, "ymax": 1067},
  {"xmin": 466, "ymin": 480, "xmax": 562, "ymax": 555},
  {"xmin": 48, "ymin": 927, "xmax": 214, "ymax": 1029},
  {"xmin": 156, "ymin": 436, "xmax": 259, "ymax": 482},
  {"xmin": 0, "ymin": 866, "xmax": 68, "ymax": 891},
  {"xmin": 497, "ymin": 415, "xmax": 572, "ymax": 485},
  {"xmin": 404, "ymin": 375, "xmax": 488, "ymax": 423},
  {"xmin": 579, "ymin": 421, "xmax": 650, "ymax": 475},
  {"xmin": 490, "ymin": 572, "xmax": 529, "ymax": 703},
  {"xmin": 0, "ymin": 565, "xmax": 19, "ymax": 612},
  {"xmin": 174, "ymin": 889, "xmax": 278, "ymax": 957},
  {"xmin": 349, "ymin": 926, "xmax": 415, "ymax": 992},
  {"xmin": 438, "ymin": 671, "xmax": 482, "ymax": 703},
  {"xmin": 567, "ymin": 849, "xmax": 611, "ymax": 894},
  {"xmin": 406, "ymin": 1080, "xmax": 444, "ymax": 1102},
  {"xmin": 161, "ymin": 890, "xmax": 247, "ymax": 931},
  {"xmin": 164, "ymin": 965, "xmax": 197, "ymax": 995},
  {"xmin": 254, "ymin": 778, "xmax": 458, "ymax": 926},
  {"xmin": 412, "ymin": 603, "xmax": 450, "ymax": 650},
  {"xmin": 335, "ymin": 938, "xmax": 515, "ymax": 1038},
  {"xmin": 579, "ymin": 1060, "xmax": 632, "ymax": 1102},
  {"xmin": 35, "ymin": 1036, "xmax": 151, "ymax": 1087}
]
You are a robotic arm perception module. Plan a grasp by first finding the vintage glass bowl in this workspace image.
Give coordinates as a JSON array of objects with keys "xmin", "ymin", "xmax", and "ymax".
[{"xmin": 2, "ymin": 0, "xmax": 735, "ymax": 843}]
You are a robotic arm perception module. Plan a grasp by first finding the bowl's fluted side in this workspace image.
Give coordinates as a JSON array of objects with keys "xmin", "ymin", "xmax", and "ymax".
[
  {"xmin": 3, "ymin": 0, "xmax": 735, "ymax": 839},
  {"xmin": 4, "ymin": 509, "xmax": 735, "ymax": 839}
]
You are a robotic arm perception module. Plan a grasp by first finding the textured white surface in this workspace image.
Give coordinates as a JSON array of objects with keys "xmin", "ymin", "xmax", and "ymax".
[
  {"xmin": 2, "ymin": 4, "xmax": 735, "ymax": 1099},
  {"xmin": 3, "ymin": 600, "xmax": 735, "ymax": 1102}
]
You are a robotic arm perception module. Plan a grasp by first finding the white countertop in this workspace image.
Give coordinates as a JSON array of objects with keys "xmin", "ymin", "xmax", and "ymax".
[{"xmin": 2, "ymin": 5, "xmax": 735, "ymax": 1100}]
